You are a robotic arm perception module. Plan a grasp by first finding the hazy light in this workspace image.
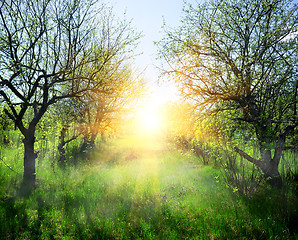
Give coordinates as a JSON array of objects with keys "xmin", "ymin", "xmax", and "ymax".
[
  {"xmin": 149, "ymin": 81, "xmax": 179, "ymax": 104},
  {"xmin": 135, "ymin": 103, "xmax": 162, "ymax": 136},
  {"xmin": 138, "ymin": 109, "xmax": 160, "ymax": 131},
  {"xmin": 132, "ymin": 80, "xmax": 180, "ymax": 137}
]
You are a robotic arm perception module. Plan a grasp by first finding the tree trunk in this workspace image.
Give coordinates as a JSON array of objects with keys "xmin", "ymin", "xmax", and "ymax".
[
  {"xmin": 260, "ymin": 148, "xmax": 282, "ymax": 186},
  {"xmin": 21, "ymin": 128, "xmax": 36, "ymax": 195},
  {"xmin": 80, "ymin": 136, "xmax": 90, "ymax": 154},
  {"xmin": 100, "ymin": 130, "xmax": 106, "ymax": 142},
  {"xmin": 234, "ymin": 146, "xmax": 282, "ymax": 187},
  {"xmin": 80, "ymin": 132, "xmax": 98, "ymax": 154},
  {"xmin": 90, "ymin": 132, "xmax": 97, "ymax": 147},
  {"xmin": 192, "ymin": 143, "xmax": 209, "ymax": 165},
  {"xmin": 58, "ymin": 127, "xmax": 67, "ymax": 165}
]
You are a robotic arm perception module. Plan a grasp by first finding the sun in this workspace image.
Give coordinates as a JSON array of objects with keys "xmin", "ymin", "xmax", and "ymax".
[
  {"xmin": 137, "ymin": 108, "xmax": 161, "ymax": 133},
  {"xmin": 133, "ymin": 81, "xmax": 180, "ymax": 136}
]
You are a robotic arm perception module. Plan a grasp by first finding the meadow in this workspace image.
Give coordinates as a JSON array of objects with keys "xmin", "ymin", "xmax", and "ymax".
[
  {"xmin": 0, "ymin": 133, "xmax": 296, "ymax": 239},
  {"xmin": 1, "ymin": 0, "xmax": 297, "ymax": 239}
]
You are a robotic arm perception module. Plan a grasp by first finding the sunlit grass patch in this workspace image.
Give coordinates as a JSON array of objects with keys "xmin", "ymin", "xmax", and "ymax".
[{"xmin": 0, "ymin": 136, "xmax": 296, "ymax": 239}]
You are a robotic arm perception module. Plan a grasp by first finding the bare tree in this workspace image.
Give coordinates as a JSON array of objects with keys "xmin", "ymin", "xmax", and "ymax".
[{"xmin": 159, "ymin": 0, "xmax": 298, "ymax": 185}]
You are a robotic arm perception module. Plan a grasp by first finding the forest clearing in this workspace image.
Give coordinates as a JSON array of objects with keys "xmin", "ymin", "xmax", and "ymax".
[
  {"xmin": 0, "ymin": 0, "xmax": 297, "ymax": 239},
  {"xmin": 1, "ymin": 134, "xmax": 297, "ymax": 239}
]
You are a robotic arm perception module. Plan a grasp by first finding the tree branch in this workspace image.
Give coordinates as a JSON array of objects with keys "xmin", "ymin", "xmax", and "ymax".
[{"xmin": 234, "ymin": 146, "xmax": 261, "ymax": 167}]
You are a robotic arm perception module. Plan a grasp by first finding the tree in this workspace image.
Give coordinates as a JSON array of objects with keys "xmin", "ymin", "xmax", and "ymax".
[
  {"xmin": 0, "ymin": 0, "xmax": 140, "ymax": 193},
  {"xmin": 162, "ymin": 101, "xmax": 196, "ymax": 150},
  {"xmin": 55, "ymin": 64, "xmax": 143, "ymax": 164},
  {"xmin": 77, "ymin": 65, "xmax": 143, "ymax": 151},
  {"xmin": 159, "ymin": 0, "xmax": 298, "ymax": 185}
]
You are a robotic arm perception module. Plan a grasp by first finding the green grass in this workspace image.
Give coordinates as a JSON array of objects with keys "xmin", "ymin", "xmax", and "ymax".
[{"xmin": 0, "ymin": 134, "xmax": 296, "ymax": 239}]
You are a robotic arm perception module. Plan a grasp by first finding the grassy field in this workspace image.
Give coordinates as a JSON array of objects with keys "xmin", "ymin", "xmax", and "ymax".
[{"xmin": 0, "ymin": 134, "xmax": 296, "ymax": 239}]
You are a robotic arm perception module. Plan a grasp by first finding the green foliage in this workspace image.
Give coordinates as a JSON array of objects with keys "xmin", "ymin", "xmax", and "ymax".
[
  {"xmin": 158, "ymin": 0, "xmax": 298, "ymax": 166},
  {"xmin": 0, "ymin": 105, "xmax": 14, "ymax": 132},
  {"xmin": 0, "ymin": 0, "xmax": 297, "ymax": 238},
  {"xmin": 0, "ymin": 0, "xmax": 142, "ymax": 190},
  {"xmin": 0, "ymin": 136, "xmax": 297, "ymax": 239}
]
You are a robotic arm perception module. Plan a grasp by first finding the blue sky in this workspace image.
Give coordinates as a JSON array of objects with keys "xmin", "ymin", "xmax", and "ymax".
[
  {"xmin": 112, "ymin": 0, "xmax": 193, "ymax": 85},
  {"xmin": 112, "ymin": 0, "xmax": 298, "ymax": 101},
  {"xmin": 112, "ymin": 0, "xmax": 298, "ymax": 82}
]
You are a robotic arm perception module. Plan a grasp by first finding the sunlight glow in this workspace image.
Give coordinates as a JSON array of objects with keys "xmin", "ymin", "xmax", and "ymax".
[
  {"xmin": 136, "ymin": 106, "xmax": 162, "ymax": 135},
  {"xmin": 137, "ymin": 109, "xmax": 160, "ymax": 132},
  {"xmin": 133, "ymin": 81, "xmax": 180, "ymax": 136},
  {"xmin": 149, "ymin": 81, "xmax": 179, "ymax": 105}
]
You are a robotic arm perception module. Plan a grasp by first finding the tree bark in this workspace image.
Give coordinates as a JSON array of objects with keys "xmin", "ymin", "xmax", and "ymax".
[
  {"xmin": 20, "ymin": 128, "xmax": 36, "ymax": 195},
  {"xmin": 58, "ymin": 127, "xmax": 67, "ymax": 165},
  {"xmin": 90, "ymin": 132, "xmax": 97, "ymax": 147},
  {"xmin": 261, "ymin": 147, "xmax": 282, "ymax": 186},
  {"xmin": 234, "ymin": 146, "xmax": 282, "ymax": 186},
  {"xmin": 80, "ymin": 132, "xmax": 98, "ymax": 154}
]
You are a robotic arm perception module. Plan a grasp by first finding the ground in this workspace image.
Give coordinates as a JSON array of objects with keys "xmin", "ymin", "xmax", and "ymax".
[{"xmin": 0, "ymin": 134, "xmax": 295, "ymax": 239}]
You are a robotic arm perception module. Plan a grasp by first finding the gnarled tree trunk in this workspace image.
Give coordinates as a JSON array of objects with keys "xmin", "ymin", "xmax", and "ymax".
[
  {"xmin": 234, "ymin": 144, "xmax": 283, "ymax": 186},
  {"xmin": 234, "ymin": 122, "xmax": 295, "ymax": 187}
]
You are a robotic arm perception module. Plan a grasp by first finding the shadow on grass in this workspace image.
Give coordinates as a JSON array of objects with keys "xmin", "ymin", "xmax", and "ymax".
[
  {"xmin": 241, "ymin": 186, "xmax": 298, "ymax": 238},
  {"xmin": 0, "ymin": 143, "xmax": 297, "ymax": 239},
  {"xmin": 0, "ymin": 194, "xmax": 119, "ymax": 239}
]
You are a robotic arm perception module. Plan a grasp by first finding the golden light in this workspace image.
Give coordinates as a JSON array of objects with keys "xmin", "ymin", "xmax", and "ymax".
[
  {"xmin": 133, "ymin": 81, "xmax": 180, "ymax": 136},
  {"xmin": 136, "ymin": 108, "xmax": 161, "ymax": 134}
]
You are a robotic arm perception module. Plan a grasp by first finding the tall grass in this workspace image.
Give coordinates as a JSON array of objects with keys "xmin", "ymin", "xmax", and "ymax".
[{"xmin": 0, "ymin": 134, "xmax": 297, "ymax": 239}]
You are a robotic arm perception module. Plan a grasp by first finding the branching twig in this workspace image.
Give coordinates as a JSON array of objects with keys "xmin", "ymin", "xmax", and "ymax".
[{"xmin": 0, "ymin": 156, "xmax": 18, "ymax": 173}]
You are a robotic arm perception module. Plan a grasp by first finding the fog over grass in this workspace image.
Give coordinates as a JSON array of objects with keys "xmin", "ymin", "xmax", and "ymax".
[{"xmin": 1, "ymin": 134, "xmax": 295, "ymax": 239}]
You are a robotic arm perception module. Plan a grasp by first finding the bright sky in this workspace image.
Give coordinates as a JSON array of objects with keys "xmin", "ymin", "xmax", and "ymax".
[
  {"xmin": 112, "ymin": 0, "xmax": 298, "ymax": 101},
  {"xmin": 111, "ymin": 0, "xmax": 297, "ymax": 133},
  {"xmin": 112, "ymin": 0, "xmax": 200, "ymax": 103},
  {"xmin": 113, "ymin": 0, "xmax": 186, "ymax": 80}
]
